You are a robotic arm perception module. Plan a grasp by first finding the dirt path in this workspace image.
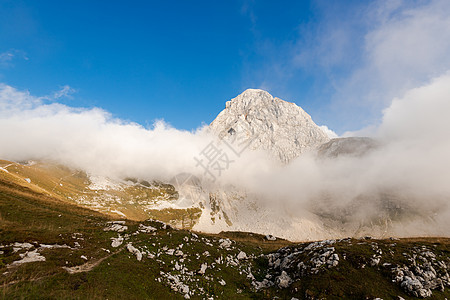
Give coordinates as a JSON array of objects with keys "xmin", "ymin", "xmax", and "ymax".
[
  {"xmin": 62, "ymin": 246, "xmax": 125, "ymax": 274},
  {"xmin": 1, "ymin": 246, "xmax": 126, "ymax": 289}
]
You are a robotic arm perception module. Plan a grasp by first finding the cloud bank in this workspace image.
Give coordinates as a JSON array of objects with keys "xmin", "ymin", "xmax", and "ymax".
[
  {"xmin": 1, "ymin": 72, "xmax": 449, "ymax": 238},
  {"xmin": 1, "ymin": 68, "xmax": 449, "ymax": 238},
  {"xmin": 1, "ymin": 0, "xmax": 449, "ymax": 238},
  {"xmin": 0, "ymin": 84, "xmax": 213, "ymax": 181}
]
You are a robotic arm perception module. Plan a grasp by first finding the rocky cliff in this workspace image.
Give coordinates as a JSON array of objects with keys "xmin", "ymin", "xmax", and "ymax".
[{"xmin": 209, "ymin": 89, "xmax": 330, "ymax": 163}]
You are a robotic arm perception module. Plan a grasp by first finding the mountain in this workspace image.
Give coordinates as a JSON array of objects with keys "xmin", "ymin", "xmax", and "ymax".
[
  {"xmin": 0, "ymin": 90, "xmax": 337, "ymax": 241},
  {"xmin": 1, "ymin": 90, "xmax": 442, "ymax": 243},
  {"xmin": 317, "ymin": 137, "xmax": 378, "ymax": 158},
  {"xmin": 209, "ymin": 89, "xmax": 330, "ymax": 163}
]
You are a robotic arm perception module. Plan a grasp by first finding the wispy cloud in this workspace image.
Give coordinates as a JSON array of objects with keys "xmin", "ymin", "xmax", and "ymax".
[
  {"xmin": 0, "ymin": 83, "xmax": 40, "ymax": 112},
  {"xmin": 0, "ymin": 52, "xmax": 15, "ymax": 64},
  {"xmin": 242, "ymin": 0, "xmax": 450, "ymax": 134},
  {"xmin": 0, "ymin": 49, "xmax": 28, "ymax": 67},
  {"xmin": 336, "ymin": 0, "xmax": 450, "ymax": 128},
  {"xmin": 0, "ymin": 84, "xmax": 76, "ymax": 115},
  {"xmin": 51, "ymin": 85, "xmax": 76, "ymax": 99}
]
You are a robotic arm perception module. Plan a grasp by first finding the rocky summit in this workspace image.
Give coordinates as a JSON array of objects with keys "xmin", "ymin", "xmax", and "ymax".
[{"xmin": 209, "ymin": 89, "xmax": 330, "ymax": 163}]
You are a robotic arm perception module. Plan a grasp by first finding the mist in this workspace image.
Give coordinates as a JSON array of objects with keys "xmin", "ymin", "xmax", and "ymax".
[
  {"xmin": 1, "ymin": 73, "xmax": 449, "ymax": 237},
  {"xmin": 1, "ymin": 1, "xmax": 450, "ymax": 239},
  {"xmin": 242, "ymin": 73, "xmax": 450, "ymax": 237},
  {"xmin": 0, "ymin": 83, "xmax": 214, "ymax": 181}
]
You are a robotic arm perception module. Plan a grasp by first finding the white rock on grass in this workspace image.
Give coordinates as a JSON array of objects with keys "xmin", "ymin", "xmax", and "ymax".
[
  {"xmin": 265, "ymin": 235, "xmax": 277, "ymax": 241},
  {"xmin": 139, "ymin": 224, "xmax": 157, "ymax": 233},
  {"xmin": 9, "ymin": 250, "xmax": 45, "ymax": 267},
  {"xmin": 219, "ymin": 239, "xmax": 232, "ymax": 249},
  {"xmin": 127, "ymin": 243, "xmax": 143, "ymax": 261},
  {"xmin": 175, "ymin": 262, "xmax": 182, "ymax": 271},
  {"xmin": 237, "ymin": 251, "xmax": 247, "ymax": 260},
  {"xmin": 12, "ymin": 242, "xmax": 34, "ymax": 253},
  {"xmin": 104, "ymin": 221, "xmax": 128, "ymax": 232},
  {"xmin": 198, "ymin": 263, "xmax": 208, "ymax": 275},
  {"xmin": 111, "ymin": 235, "xmax": 124, "ymax": 247},
  {"xmin": 277, "ymin": 271, "xmax": 292, "ymax": 288},
  {"xmin": 39, "ymin": 244, "xmax": 71, "ymax": 249}
]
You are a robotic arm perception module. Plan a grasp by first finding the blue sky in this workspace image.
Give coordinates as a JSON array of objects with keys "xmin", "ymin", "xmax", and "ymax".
[{"xmin": 1, "ymin": 0, "xmax": 449, "ymax": 134}]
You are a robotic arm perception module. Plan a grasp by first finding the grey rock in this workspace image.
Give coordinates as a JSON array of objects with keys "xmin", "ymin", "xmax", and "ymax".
[{"xmin": 210, "ymin": 89, "xmax": 329, "ymax": 163}]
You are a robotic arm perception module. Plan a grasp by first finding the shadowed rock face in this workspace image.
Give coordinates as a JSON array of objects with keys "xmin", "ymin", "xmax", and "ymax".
[
  {"xmin": 209, "ymin": 89, "xmax": 330, "ymax": 163},
  {"xmin": 317, "ymin": 137, "xmax": 379, "ymax": 158}
]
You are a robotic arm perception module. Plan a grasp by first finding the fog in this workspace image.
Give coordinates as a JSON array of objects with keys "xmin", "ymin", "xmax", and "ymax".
[
  {"xmin": 1, "ymin": 73, "xmax": 449, "ymax": 237},
  {"xmin": 251, "ymin": 73, "xmax": 450, "ymax": 236},
  {"xmin": 0, "ymin": 83, "xmax": 213, "ymax": 181},
  {"xmin": 1, "ymin": 0, "xmax": 450, "ymax": 238}
]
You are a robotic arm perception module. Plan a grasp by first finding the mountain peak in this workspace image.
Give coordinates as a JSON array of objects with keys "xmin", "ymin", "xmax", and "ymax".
[
  {"xmin": 226, "ymin": 89, "xmax": 292, "ymax": 110},
  {"xmin": 238, "ymin": 88, "xmax": 273, "ymax": 99},
  {"xmin": 210, "ymin": 90, "xmax": 329, "ymax": 163}
]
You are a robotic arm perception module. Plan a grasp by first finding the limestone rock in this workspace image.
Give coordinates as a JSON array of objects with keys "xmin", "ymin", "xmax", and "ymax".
[{"xmin": 209, "ymin": 89, "xmax": 329, "ymax": 163}]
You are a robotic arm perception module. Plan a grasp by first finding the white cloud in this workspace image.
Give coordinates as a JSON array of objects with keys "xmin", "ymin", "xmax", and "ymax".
[
  {"xmin": 0, "ymin": 83, "xmax": 213, "ymax": 181},
  {"xmin": 51, "ymin": 85, "xmax": 76, "ymax": 99},
  {"xmin": 319, "ymin": 125, "xmax": 338, "ymax": 139},
  {"xmin": 332, "ymin": 0, "xmax": 450, "ymax": 127},
  {"xmin": 378, "ymin": 71, "xmax": 450, "ymax": 142},
  {"xmin": 1, "ymin": 77, "xmax": 449, "ymax": 238},
  {"xmin": 0, "ymin": 49, "xmax": 28, "ymax": 67},
  {"xmin": 0, "ymin": 84, "xmax": 77, "ymax": 115},
  {"xmin": 246, "ymin": 73, "xmax": 450, "ymax": 237},
  {"xmin": 0, "ymin": 52, "xmax": 14, "ymax": 64},
  {"xmin": 0, "ymin": 83, "xmax": 41, "ymax": 113},
  {"xmin": 244, "ymin": 0, "xmax": 450, "ymax": 133},
  {"xmin": 1, "ymin": 1, "xmax": 450, "ymax": 237}
]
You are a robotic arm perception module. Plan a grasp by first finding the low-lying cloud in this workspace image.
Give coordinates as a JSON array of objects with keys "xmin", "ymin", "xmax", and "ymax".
[
  {"xmin": 1, "ymin": 73, "xmax": 449, "ymax": 239},
  {"xmin": 247, "ymin": 73, "xmax": 450, "ymax": 237},
  {"xmin": 0, "ymin": 84, "xmax": 214, "ymax": 181},
  {"xmin": 1, "ymin": 0, "xmax": 450, "ymax": 239}
]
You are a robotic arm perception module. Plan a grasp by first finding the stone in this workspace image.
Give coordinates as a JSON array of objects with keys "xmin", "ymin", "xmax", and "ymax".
[
  {"xmin": 265, "ymin": 234, "xmax": 277, "ymax": 241},
  {"xmin": 198, "ymin": 263, "xmax": 207, "ymax": 275},
  {"xmin": 127, "ymin": 243, "xmax": 142, "ymax": 261},
  {"xmin": 111, "ymin": 236, "xmax": 124, "ymax": 247},
  {"xmin": 277, "ymin": 271, "xmax": 292, "ymax": 288},
  {"xmin": 237, "ymin": 251, "xmax": 247, "ymax": 260}
]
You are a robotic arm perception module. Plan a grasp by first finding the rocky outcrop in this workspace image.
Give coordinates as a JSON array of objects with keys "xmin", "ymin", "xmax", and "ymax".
[
  {"xmin": 392, "ymin": 245, "xmax": 449, "ymax": 298},
  {"xmin": 254, "ymin": 239, "xmax": 343, "ymax": 290},
  {"xmin": 209, "ymin": 89, "xmax": 329, "ymax": 163}
]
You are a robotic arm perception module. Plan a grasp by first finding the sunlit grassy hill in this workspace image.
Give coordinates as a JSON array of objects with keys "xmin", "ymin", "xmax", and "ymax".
[{"xmin": 0, "ymin": 160, "xmax": 200, "ymax": 229}]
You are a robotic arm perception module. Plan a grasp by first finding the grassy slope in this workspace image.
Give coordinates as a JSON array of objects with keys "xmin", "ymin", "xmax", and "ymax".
[
  {"xmin": 0, "ymin": 160, "xmax": 198, "ymax": 228},
  {"xmin": 0, "ymin": 176, "xmax": 274, "ymax": 299},
  {"xmin": 1, "ymin": 174, "xmax": 449, "ymax": 299}
]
